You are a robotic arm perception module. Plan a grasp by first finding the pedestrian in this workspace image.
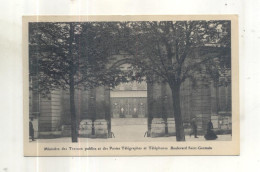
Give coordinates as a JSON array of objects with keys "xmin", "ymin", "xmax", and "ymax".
[
  {"xmin": 190, "ymin": 117, "xmax": 198, "ymax": 138},
  {"xmin": 133, "ymin": 107, "xmax": 138, "ymax": 118},
  {"xmin": 204, "ymin": 120, "xmax": 218, "ymax": 140},
  {"xmin": 29, "ymin": 117, "xmax": 35, "ymax": 141},
  {"xmin": 120, "ymin": 107, "xmax": 125, "ymax": 118}
]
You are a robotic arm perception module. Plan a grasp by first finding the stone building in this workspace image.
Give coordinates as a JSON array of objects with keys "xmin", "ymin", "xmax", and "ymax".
[
  {"xmin": 110, "ymin": 64, "xmax": 148, "ymax": 119},
  {"xmin": 29, "ymin": 53, "xmax": 232, "ymax": 139}
]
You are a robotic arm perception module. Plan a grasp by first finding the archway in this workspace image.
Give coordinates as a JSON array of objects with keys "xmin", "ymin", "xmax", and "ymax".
[
  {"xmin": 109, "ymin": 63, "xmax": 148, "ymax": 140},
  {"xmin": 93, "ymin": 54, "xmax": 176, "ymax": 140}
]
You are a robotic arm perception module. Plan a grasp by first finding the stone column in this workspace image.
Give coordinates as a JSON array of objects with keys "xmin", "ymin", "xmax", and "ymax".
[
  {"xmin": 210, "ymin": 81, "xmax": 217, "ymax": 115},
  {"xmin": 95, "ymin": 86, "xmax": 106, "ymax": 119},
  {"xmin": 38, "ymin": 89, "xmax": 63, "ymax": 137},
  {"xmin": 226, "ymin": 84, "xmax": 232, "ymax": 112},
  {"xmin": 88, "ymin": 88, "xmax": 96, "ymax": 135},
  {"xmin": 94, "ymin": 86, "xmax": 109, "ymax": 138},
  {"xmin": 147, "ymin": 77, "xmax": 166, "ymax": 137},
  {"xmin": 153, "ymin": 81, "xmax": 162, "ymax": 118},
  {"xmin": 191, "ymin": 76, "xmax": 212, "ymax": 134}
]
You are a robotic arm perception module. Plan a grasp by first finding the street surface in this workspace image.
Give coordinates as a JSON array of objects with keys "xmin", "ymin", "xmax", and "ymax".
[{"xmin": 31, "ymin": 118, "xmax": 232, "ymax": 143}]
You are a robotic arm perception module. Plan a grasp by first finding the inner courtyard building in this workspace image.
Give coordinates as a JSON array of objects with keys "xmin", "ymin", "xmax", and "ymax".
[{"xmin": 29, "ymin": 54, "xmax": 232, "ymax": 139}]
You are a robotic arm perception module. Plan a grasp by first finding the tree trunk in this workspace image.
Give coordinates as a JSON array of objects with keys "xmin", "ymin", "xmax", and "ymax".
[
  {"xmin": 147, "ymin": 82, "xmax": 153, "ymax": 137},
  {"xmin": 161, "ymin": 82, "xmax": 168, "ymax": 135},
  {"xmin": 107, "ymin": 118, "xmax": 111, "ymax": 137},
  {"xmin": 105, "ymin": 86, "xmax": 111, "ymax": 138},
  {"xmin": 171, "ymin": 84, "xmax": 185, "ymax": 141},
  {"xmin": 69, "ymin": 81, "xmax": 78, "ymax": 142},
  {"xmin": 68, "ymin": 23, "xmax": 78, "ymax": 142}
]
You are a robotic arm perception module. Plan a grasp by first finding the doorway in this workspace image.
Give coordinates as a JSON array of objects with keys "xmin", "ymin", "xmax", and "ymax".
[{"xmin": 109, "ymin": 63, "xmax": 148, "ymax": 139}]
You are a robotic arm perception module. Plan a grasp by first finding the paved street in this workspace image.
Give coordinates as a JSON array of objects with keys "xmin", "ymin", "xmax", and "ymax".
[
  {"xmin": 31, "ymin": 118, "xmax": 232, "ymax": 143},
  {"xmin": 31, "ymin": 133, "xmax": 232, "ymax": 143}
]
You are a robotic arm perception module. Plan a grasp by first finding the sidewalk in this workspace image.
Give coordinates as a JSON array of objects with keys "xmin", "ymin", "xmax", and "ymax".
[
  {"xmin": 31, "ymin": 123, "xmax": 232, "ymax": 143},
  {"xmin": 31, "ymin": 134, "xmax": 232, "ymax": 143}
]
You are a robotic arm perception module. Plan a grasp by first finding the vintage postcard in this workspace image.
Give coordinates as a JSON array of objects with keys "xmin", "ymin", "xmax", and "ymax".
[{"xmin": 23, "ymin": 15, "xmax": 239, "ymax": 156}]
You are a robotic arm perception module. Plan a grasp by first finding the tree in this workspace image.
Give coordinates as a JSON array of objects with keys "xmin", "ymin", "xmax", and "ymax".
[
  {"xmin": 120, "ymin": 21, "xmax": 231, "ymax": 141},
  {"xmin": 29, "ymin": 22, "xmax": 121, "ymax": 142},
  {"xmin": 29, "ymin": 21, "xmax": 231, "ymax": 142}
]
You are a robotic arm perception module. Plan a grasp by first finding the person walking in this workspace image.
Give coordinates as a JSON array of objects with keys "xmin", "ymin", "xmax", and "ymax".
[
  {"xmin": 29, "ymin": 117, "xmax": 35, "ymax": 141},
  {"xmin": 190, "ymin": 117, "xmax": 198, "ymax": 138}
]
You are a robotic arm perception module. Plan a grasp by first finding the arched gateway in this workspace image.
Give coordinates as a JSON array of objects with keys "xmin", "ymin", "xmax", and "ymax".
[{"xmin": 29, "ymin": 52, "xmax": 232, "ymax": 139}]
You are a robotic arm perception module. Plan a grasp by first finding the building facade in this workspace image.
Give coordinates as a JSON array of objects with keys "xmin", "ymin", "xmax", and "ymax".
[
  {"xmin": 29, "ymin": 54, "xmax": 232, "ymax": 138},
  {"xmin": 110, "ymin": 64, "xmax": 148, "ymax": 118}
]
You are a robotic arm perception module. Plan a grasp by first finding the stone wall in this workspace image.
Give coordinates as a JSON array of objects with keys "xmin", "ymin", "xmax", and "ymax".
[
  {"xmin": 147, "ymin": 76, "xmax": 227, "ymax": 136},
  {"xmin": 31, "ymin": 74, "xmax": 231, "ymax": 138},
  {"xmin": 38, "ymin": 90, "xmax": 63, "ymax": 138},
  {"xmin": 150, "ymin": 82, "xmax": 163, "ymax": 118},
  {"xmin": 190, "ymin": 80, "xmax": 212, "ymax": 132}
]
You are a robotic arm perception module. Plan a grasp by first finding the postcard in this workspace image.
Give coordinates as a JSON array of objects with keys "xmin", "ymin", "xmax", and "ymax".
[{"xmin": 23, "ymin": 15, "xmax": 239, "ymax": 156}]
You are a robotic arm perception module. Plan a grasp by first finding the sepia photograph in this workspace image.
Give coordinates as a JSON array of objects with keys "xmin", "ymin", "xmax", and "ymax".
[
  {"xmin": 4, "ymin": 0, "xmax": 260, "ymax": 169},
  {"xmin": 23, "ymin": 15, "xmax": 239, "ymax": 156}
]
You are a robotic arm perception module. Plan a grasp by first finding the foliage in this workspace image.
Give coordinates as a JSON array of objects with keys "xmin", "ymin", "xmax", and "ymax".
[
  {"xmin": 29, "ymin": 22, "xmax": 124, "ymax": 94},
  {"xmin": 29, "ymin": 20, "xmax": 231, "ymax": 142},
  {"xmin": 116, "ymin": 20, "xmax": 231, "ymax": 141}
]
